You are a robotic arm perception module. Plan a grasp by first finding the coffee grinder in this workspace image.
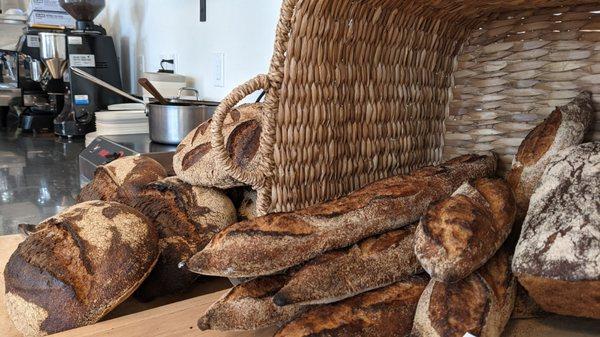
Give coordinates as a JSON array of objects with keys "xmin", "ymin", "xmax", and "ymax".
[{"xmin": 40, "ymin": 0, "xmax": 123, "ymax": 137}]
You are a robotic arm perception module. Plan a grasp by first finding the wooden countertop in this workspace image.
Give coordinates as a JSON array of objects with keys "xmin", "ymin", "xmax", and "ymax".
[{"xmin": 1, "ymin": 235, "xmax": 599, "ymax": 337}]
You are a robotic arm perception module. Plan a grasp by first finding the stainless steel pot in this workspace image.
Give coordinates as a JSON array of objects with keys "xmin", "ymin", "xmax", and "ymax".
[{"xmin": 146, "ymin": 88, "xmax": 218, "ymax": 145}]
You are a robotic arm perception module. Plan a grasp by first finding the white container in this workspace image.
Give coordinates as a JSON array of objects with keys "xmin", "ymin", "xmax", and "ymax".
[
  {"xmin": 28, "ymin": 10, "xmax": 75, "ymax": 28},
  {"xmin": 27, "ymin": 0, "xmax": 65, "ymax": 14},
  {"xmin": 141, "ymin": 71, "xmax": 187, "ymax": 100}
]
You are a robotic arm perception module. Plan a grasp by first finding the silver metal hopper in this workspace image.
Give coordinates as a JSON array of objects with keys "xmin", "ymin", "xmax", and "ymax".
[{"xmin": 38, "ymin": 32, "xmax": 67, "ymax": 80}]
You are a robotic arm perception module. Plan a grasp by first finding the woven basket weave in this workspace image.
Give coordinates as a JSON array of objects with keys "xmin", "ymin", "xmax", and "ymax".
[{"xmin": 211, "ymin": 0, "xmax": 600, "ymax": 216}]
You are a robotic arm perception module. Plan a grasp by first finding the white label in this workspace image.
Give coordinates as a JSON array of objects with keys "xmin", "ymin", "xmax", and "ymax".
[
  {"xmin": 464, "ymin": 333, "xmax": 477, "ymax": 337},
  {"xmin": 69, "ymin": 54, "xmax": 95, "ymax": 67},
  {"xmin": 68, "ymin": 36, "xmax": 83, "ymax": 45},
  {"xmin": 26, "ymin": 35, "xmax": 40, "ymax": 48}
]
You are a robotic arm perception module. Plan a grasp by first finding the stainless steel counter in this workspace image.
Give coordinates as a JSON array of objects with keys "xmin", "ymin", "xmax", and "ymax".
[{"xmin": 0, "ymin": 128, "xmax": 84, "ymax": 235}]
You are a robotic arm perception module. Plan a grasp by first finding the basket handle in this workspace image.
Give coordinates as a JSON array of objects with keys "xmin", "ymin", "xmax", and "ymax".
[{"xmin": 210, "ymin": 74, "xmax": 271, "ymax": 188}]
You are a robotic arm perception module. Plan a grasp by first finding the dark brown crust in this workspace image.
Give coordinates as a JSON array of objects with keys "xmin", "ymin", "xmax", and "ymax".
[
  {"xmin": 274, "ymin": 276, "xmax": 428, "ymax": 337},
  {"xmin": 77, "ymin": 157, "xmax": 167, "ymax": 206},
  {"xmin": 412, "ymin": 248, "xmax": 515, "ymax": 337},
  {"xmin": 131, "ymin": 178, "xmax": 233, "ymax": 300},
  {"xmin": 188, "ymin": 154, "xmax": 497, "ymax": 278},
  {"xmin": 226, "ymin": 120, "xmax": 262, "ymax": 168},
  {"xmin": 4, "ymin": 201, "xmax": 159, "ymax": 335},
  {"xmin": 182, "ymin": 143, "xmax": 212, "ymax": 171},
  {"xmin": 416, "ymin": 178, "xmax": 515, "ymax": 282},
  {"xmin": 77, "ymin": 169, "xmax": 119, "ymax": 203},
  {"xmin": 273, "ymin": 225, "xmax": 422, "ymax": 306},
  {"xmin": 515, "ymin": 109, "xmax": 562, "ymax": 166},
  {"xmin": 197, "ymin": 274, "xmax": 303, "ymax": 331},
  {"xmin": 517, "ymin": 276, "xmax": 600, "ymax": 319},
  {"xmin": 506, "ymin": 92, "xmax": 594, "ymax": 223},
  {"xmin": 429, "ymin": 274, "xmax": 490, "ymax": 337}
]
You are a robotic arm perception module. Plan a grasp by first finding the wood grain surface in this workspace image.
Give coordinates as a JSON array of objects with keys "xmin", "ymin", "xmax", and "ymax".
[{"xmin": 1, "ymin": 235, "xmax": 598, "ymax": 337}]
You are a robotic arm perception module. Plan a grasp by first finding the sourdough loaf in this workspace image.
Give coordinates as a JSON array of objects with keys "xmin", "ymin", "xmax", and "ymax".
[
  {"xmin": 131, "ymin": 177, "xmax": 236, "ymax": 300},
  {"xmin": 4, "ymin": 201, "xmax": 159, "ymax": 337},
  {"xmin": 77, "ymin": 155, "xmax": 167, "ymax": 206},
  {"xmin": 173, "ymin": 103, "xmax": 263, "ymax": 189},
  {"xmin": 275, "ymin": 275, "xmax": 428, "ymax": 337},
  {"xmin": 274, "ymin": 224, "xmax": 421, "ymax": 306},
  {"xmin": 415, "ymin": 178, "xmax": 516, "ymax": 282},
  {"xmin": 506, "ymin": 92, "xmax": 593, "ymax": 221},
  {"xmin": 188, "ymin": 154, "xmax": 497, "ymax": 278},
  {"xmin": 411, "ymin": 249, "xmax": 516, "ymax": 337},
  {"xmin": 197, "ymin": 274, "xmax": 304, "ymax": 331},
  {"xmin": 512, "ymin": 142, "xmax": 600, "ymax": 319}
]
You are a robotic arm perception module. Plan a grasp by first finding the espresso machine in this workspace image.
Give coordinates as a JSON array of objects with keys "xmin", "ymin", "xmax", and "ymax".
[{"xmin": 38, "ymin": 0, "xmax": 123, "ymax": 137}]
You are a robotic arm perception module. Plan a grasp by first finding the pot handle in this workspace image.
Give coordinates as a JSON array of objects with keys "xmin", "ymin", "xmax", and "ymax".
[
  {"xmin": 210, "ymin": 74, "xmax": 270, "ymax": 189},
  {"xmin": 178, "ymin": 87, "xmax": 200, "ymax": 101}
]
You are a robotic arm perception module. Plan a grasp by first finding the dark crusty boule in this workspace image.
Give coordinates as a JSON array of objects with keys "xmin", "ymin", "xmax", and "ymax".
[
  {"xmin": 131, "ymin": 177, "xmax": 237, "ymax": 301},
  {"xmin": 77, "ymin": 155, "xmax": 167, "ymax": 206},
  {"xmin": 4, "ymin": 201, "xmax": 159, "ymax": 337}
]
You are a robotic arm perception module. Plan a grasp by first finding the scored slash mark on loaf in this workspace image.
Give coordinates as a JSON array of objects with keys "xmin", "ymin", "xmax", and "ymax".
[
  {"xmin": 4, "ymin": 201, "xmax": 160, "ymax": 336},
  {"xmin": 174, "ymin": 103, "xmax": 264, "ymax": 189}
]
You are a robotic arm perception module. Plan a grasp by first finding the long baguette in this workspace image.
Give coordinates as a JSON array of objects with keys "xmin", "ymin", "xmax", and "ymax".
[
  {"xmin": 197, "ymin": 274, "xmax": 304, "ymax": 331},
  {"xmin": 188, "ymin": 154, "xmax": 497, "ymax": 278},
  {"xmin": 274, "ymin": 275, "xmax": 429, "ymax": 337},
  {"xmin": 273, "ymin": 224, "xmax": 421, "ymax": 306}
]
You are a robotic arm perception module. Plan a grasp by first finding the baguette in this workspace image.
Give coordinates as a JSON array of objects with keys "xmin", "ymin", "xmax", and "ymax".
[
  {"xmin": 274, "ymin": 224, "xmax": 421, "ymax": 306},
  {"xmin": 77, "ymin": 155, "xmax": 167, "ymax": 206},
  {"xmin": 197, "ymin": 274, "xmax": 304, "ymax": 331},
  {"xmin": 274, "ymin": 275, "xmax": 428, "ymax": 337},
  {"xmin": 131, "ymin": 177, "xmax": 237, "ymax": 300},
  {"xmin": 415, "ymin": 178, "xmax": 515, "ymax": 282},
  {"xmin": 411, "ymin": 248, "xmax": 516, "ymax": 337},
  {"xmin": 512, "ymin": 142, "xmax": 600, "ymax": 319},
  {"xmin": 188, "ymin": 154, "xmax": 497, "ymax": 278},
  {"xmin": 4, "ymin": 201, "xmax": 159, "ymax": 337},
  {"xmin": 506, "ymin": 92, "xmax": 593, "ymax": 221}
]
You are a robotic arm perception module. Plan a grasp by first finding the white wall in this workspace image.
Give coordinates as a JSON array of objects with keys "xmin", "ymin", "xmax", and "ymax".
[{"xmin": 97, "ymin": 0, "xmax": 281, "ymax": 102}]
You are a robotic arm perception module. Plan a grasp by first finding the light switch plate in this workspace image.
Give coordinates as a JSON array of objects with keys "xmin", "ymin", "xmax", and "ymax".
[{"xmin": 213, "ymin": 52, "xmax": 225, "ymax": 87}]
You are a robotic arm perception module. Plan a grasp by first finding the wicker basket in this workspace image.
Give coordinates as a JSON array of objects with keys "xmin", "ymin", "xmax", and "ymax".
[{"xmin": 211, "ymin": 0, "xmax": 600, "ymax": 216}]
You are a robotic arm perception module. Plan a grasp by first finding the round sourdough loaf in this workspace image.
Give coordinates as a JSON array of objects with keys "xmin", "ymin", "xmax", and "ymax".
[
  {"xmin": 3, "ymin": 201, "xmax": 159, "ymax": 337},
  {"xmin": 512, "ymin": 142, "xmax": 600, "ymax": 319},
  {"xmin": 173, "ymin": 103, "xmax": 263, "ymax": 189},
  {"xmin": 77, "ymin": 155, "xmax": 168, "ymax": 206},
  {"xmin": 131, "ymin": 177, "xmax": 237, "ymax": 300}
]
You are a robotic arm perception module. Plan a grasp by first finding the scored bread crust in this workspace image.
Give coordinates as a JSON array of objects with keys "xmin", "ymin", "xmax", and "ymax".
[
  {"xmin": 273, "ymin": 224, "xmax": 422, "ymax": 306},
  {"xmin": 274, "ymin": 275, "xmax": 429, "ymax": 337},
  {"xmin": 4, "ymin": 201, "xmax": 159, "ymax": 337},
  {"xmin": 512, "ymin": 142, "xmax": 600, "ymax": 319},
  {"xmin": 411, "ymin": 249, "xmax": 516, "ymax": 337},
  {"xmin": 197, "ymin": 274, "xmax": 304, "ymax": 331},
  {"xmin": 506, "ymin": 92, "xmax": 593, "ymax": 221},
  {"xmin": 188, "ymin": 154, "xmax": 497, "ymax": 278},
  {"xmin": 131, "ymin": 177, "xmax": 237, "ymax": 300},
  {"xmin": 77, "ymin": 155, "xmax": 167, "ymax": 206},
  {"xmin": 173, "ymin": 103, "xmax": 263, "ymax": 189},
  {"xmin": 415, "ymin": 178, "xmax": 516, "ymax": 282}
]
